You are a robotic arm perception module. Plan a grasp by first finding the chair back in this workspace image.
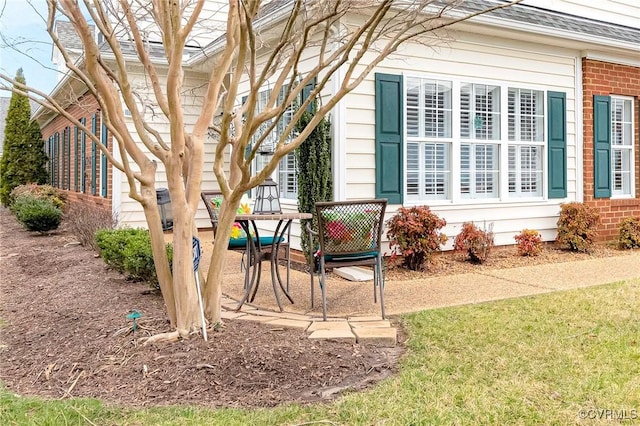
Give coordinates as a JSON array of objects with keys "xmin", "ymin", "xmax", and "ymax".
[
  {"xmin": 315, "ymin": 199, "xmax": 387, "ymax": 257},
  {"xmin": 200, "ymin": 190, "xmax": 223, "ymax": 236}
]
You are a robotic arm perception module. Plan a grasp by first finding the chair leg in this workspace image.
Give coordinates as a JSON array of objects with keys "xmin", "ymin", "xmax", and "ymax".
[
  {"xmin": 373, "ymin": 270, "xmax": 378, "ymax": 304},
  {"xmin": 310, "ymin": 269, "xmax": 315, "ymax": 309},
  {"xmin": 378, "ymin": 258, "xmax": 386, "ymax": 319},
  {"xmin": 320, "ymin": 260, "xmax": 327, "ymax": 321}
]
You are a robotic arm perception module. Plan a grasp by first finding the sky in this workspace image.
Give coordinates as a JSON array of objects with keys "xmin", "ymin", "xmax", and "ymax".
[{"xmin": 0, "ymin": 0, "xmax": 59, "ymax": 96}]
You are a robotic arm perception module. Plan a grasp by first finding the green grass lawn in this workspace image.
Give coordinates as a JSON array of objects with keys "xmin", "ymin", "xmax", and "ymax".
[{"xmin": 2, "ymin": 279, "xmax": 639, "ymax": 425}]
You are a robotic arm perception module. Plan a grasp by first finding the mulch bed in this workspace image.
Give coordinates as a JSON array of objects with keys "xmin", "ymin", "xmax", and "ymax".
[{"xmin": 0, "ymin": 207, "xmax": 404, "ymax": 409}]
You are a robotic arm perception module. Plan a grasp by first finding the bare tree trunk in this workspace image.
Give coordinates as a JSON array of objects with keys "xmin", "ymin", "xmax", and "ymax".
[
  {"xmin": 203, "ymin": 190, "xmax": 243, "ymax": 322},
  {"xmin": 140, "ymin": 182, "xmax": 177, "ymax": 327}
]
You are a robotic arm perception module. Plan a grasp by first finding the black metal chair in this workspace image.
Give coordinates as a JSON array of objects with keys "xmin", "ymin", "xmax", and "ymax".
[
  {"xmin": 201, "ymin": 190, "xmax": 250, "ymax": 259},
  {"xmin": 307, "ymin": 199, "xmax": 387, "ymax": 320}
]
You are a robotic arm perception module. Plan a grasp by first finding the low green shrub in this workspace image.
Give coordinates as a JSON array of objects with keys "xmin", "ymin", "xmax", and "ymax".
[
  {"xmin": 9, "ymin": 184, "xmax": 66, "ymax": 209},
  {"xmin": 556, "ymin": 202, "xmax": 600, "ymax": 252},
  {"xmin": 11, "ymin": 194, "xmax": 63, "ymax": 233},
  {"xmin": 514, "ymin": 229, "xmax": 543, "ymax": 256},
  {"xmin": 453, "ymin": 222, "xmax": 494, "ymax": 264},
  {"xmin": 95, "ymin": 228, "xmax": 140, "ymax": 272},
  {"xmin": 386, "ymin": 206, "xmax": 448, "ymax": 271},
  {"xmin": 617, "ymin": 216, "xmax": 640, "ymax": 249},
  {"xmin": 95, "ymin": 228, "xmax": 172, "ymax": 289},
  {"xmin": 95, "ymin": 228, "xmax": 173, "ymax": 289}
]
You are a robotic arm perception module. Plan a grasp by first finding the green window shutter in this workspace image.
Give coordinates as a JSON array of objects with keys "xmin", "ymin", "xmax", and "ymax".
[
  {"xmin": 593, "ymin": 95, "xmax": 611, "ymax": 198},
  {"xmin": 101, "ymin": 121, "xmax": 108, "ymax": 197},
  {"xmin": 80, "ymin": 118, "xmax": 86, "ymax": 193},
  {"xmin": 91, "ymin": 113, "xmax": 97, "ymax": 195},
  {"xmin": 301, "ymin": 77, "xmax": 316, "ymax": 112},
  {"xmin": 54, "ymin": 132, "xmax": 59, "ymax": 188},
  {"xmin": 375, "ymin": 73, "xmax": 403, "ymax": 204},
  {"xmin": 74, "ymin": 126, "xmax": 79, "ymax": 191},
  {"xmin": 65, "ymin": 127, "xmax": 71, "ymax": 190},
  {"xmin": 48, "ymin": 136, "xmax": 53, "ymax": 185},
  {"xmin": 547, "ymin": 91, "xmax": 567, "ymax": 199},
  {"xmin": 61, "ymin": 128, "xmax": 66, "ymax": 189}
]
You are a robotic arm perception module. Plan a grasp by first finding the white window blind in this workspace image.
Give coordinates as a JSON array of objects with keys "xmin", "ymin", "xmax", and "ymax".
[
  {"xmin": 461, "ymin": 83, "xmax": 500, "ymax": 140},
  {"xmin": 461, "ymin": 143, "xmax": 499, "ymax": 198},
  {"xmin": 507, "ymin": 88, "xmax": 544, "ymax": 198},
  {"xmin": 406, "ymin": 77, "xmax": 452, "ymax": 201},
  {"xmin": 611, "ymin": 97, "xmax": 634, "ymax": 196}
]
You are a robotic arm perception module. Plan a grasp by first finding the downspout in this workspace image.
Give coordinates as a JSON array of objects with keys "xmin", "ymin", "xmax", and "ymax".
[
  {"xmin": 576, "ymin": 54, "xmax": 584, "ymax": 202},
  {"xmin": 329, "ymin": 21, "xmax": 347, "ymax": 201},
  {"xmin": 331, "ymin": 63, "xmax": 347, "ymax": 201}
]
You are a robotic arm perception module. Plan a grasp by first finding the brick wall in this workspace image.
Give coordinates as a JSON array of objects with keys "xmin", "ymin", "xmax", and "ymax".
[
  {"xmin": 41, "ymin": 94, "xmax": 112, "ymax": 212},
  {"xmin": 582, "ymin": 58, "xmax": 640, "ymax": 241}
]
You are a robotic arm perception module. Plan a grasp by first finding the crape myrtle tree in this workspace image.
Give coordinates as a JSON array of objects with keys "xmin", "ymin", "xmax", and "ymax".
[
  {"xmin": 0, "ymin": 0, "xmax": 522, "ymax": 343},
  {"xmin": 0, "ymin": 69, "xmax": 49, "ymax": 206}
]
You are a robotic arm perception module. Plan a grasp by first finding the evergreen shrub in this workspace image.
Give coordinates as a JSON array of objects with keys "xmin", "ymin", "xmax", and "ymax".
[
  {"xmin": 11, "ymin": 194, "xmax": 62, "ymax": 233},
  {"xmin": 295, "ymin": 99, "xmax": 332, "ymax": 264},
  {"xmin": 95, "ymin": 228, "xmax": 172, "ymax": 288},
  {"xmin": 0, "ymin": 69, "xmax": 49, "ymax": 206}
]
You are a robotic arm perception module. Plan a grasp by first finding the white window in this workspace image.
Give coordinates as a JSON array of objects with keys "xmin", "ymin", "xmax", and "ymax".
[
  {"xmin": 611, "ymin": 96, "xmax": 634, "ymax": 197},
  {"xmin": 252, "ymin": 86, "xmax": 298, "ymax": 200},
  {"xmin": 461, "ymin": 143, "xmax": 499, "ymax": 198},
  {"xmin": 404, "ymin": 75, "xmax": 549, "ymax": 203},
  {"xmin": 406, "ymin": 77, "xmax": 452, "ymax": 201},
  {"xmin": 460, "ymin": 83, "xmax": 500, "ymax": 140},
  {"xmin": 508, "ymin": 88, "xmax": 544, "ymax": 197}
]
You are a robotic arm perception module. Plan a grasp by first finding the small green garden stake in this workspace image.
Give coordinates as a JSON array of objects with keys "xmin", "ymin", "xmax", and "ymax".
[{"xmin": 126, "ymin": 310, "xmax": 142, "ymax": 337}]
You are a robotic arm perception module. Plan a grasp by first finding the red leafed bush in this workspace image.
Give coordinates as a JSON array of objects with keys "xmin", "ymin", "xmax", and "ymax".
[
  {"xmin": 618, "ymin": 216, "xmax": 640, "ymax": 249},
  {"xmin": 514, "ymin": 229, "xmax": 543, "ymax": 256},
  {"xmin": 453, "ymin": 222, "xmax": 494, "ymax": 264},
  {"xmin": 386, "ymin": 206, "xmax": 448, "ymax": 271},
  {"xmin": 556, "ymin": 202, "xmax": 600, "ymax": 252}
]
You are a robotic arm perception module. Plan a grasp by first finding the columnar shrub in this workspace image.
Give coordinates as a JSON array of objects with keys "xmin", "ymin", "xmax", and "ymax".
[
  {"xmin": 295, "ymin": 100, "xmax": 332, "ymax": 264},
  {"xmin": 514, "ymin": 229, "xmax": 543, "ymax": 256},
  {"xmin": 0, "ymin": 69, "xmax": 49, "ymax": 206},
  {"xmin": 386, "ymin": 206, "xmax": 448, "ymax": 271},
  {"xmin": 453, "ymin": 222, "xmax": 494, "ymax": 264},
  {"xmin": 556, "ymin": 202, "xmax": 600, "ymax": 252},
  {"xmin": 11, "ymin": 194, "xmax": 62, "ymax": 233},
  {"xmin": 617, "ymin": 216, "xmax": 640, "ymax": 249},
  {"xmin": 95, "ymin": 228, "xmax": 173, "ymax": 289}
]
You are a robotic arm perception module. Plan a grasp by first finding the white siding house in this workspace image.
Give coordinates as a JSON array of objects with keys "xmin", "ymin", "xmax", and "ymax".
[{"xmin": 37, "ymin": 0, "xmax": 640, "ymax": 250}]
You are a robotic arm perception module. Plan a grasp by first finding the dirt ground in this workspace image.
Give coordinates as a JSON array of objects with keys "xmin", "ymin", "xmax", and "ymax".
[
  {"xmin": 0, "ymin": 207, "xmax": 403, "ymax": 409},
  {"xmin": 0, "ymin": 206, "xmax": 629, "ymax": 409}
]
